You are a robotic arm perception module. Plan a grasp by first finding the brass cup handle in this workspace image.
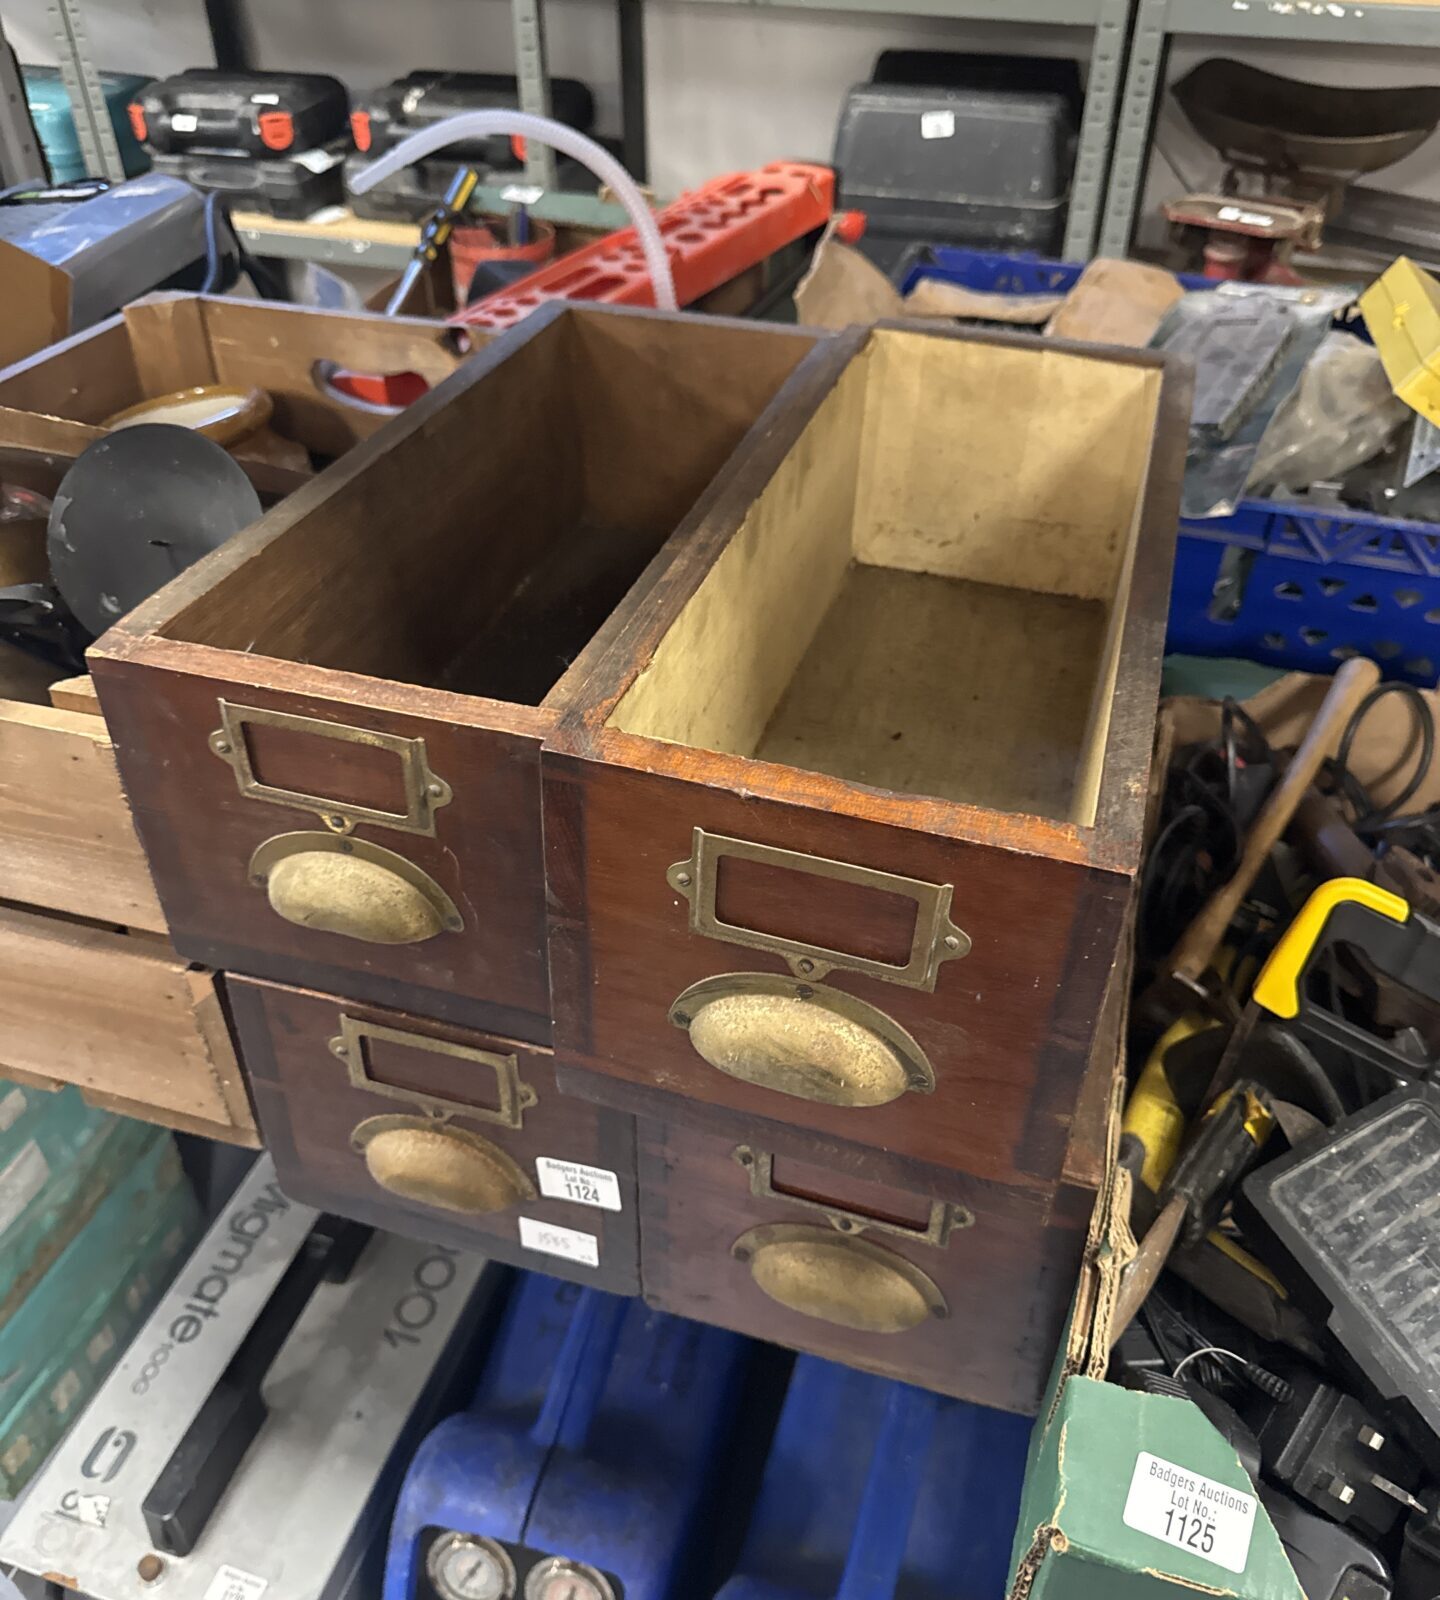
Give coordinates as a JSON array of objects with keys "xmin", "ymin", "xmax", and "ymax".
[
  {"xmin": 669, "ymin": 974, "xmax": 934, "ymax": 1108},
  {"xmin": 249, "ymin": 832, "xmax": 463, "ymax": 946},
  {"xmin": 352, "ymin": 1116, "xmax": 534, "ymax": 1214},
  {"xmin": 733, "ymin": 1223, "xmax": 947, "ymax": 1333}
]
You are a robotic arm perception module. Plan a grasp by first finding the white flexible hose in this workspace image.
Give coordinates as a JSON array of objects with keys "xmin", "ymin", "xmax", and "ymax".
[{"xmin": 349, "ymin": 111, "xmax": 677, "ymax": 311}]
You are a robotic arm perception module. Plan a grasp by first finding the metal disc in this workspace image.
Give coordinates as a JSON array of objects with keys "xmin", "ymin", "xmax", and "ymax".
[{"xmin": 47, "ymin": 422, "xmax": 261, "ymax": 636}]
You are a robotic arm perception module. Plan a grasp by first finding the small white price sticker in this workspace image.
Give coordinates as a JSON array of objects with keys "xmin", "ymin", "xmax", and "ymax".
[
  {"xmin": 203, "ymin": 1564, "xmax": 269, "ymax": 1600},
  {"xmin": 920, "ymin": 110, "xmax": 956, "ymax": 140},
  {"xmin": 1123, "ymin": 1452, "xmax": 1257, "ymax": 1575},
  {"xmin": 519, "ymin": 1217, "xmax": 600, "ymax": 1268},
  {"xmin": 535, "ymin": 1157, "xmax": 622, "ymax": 1212}
]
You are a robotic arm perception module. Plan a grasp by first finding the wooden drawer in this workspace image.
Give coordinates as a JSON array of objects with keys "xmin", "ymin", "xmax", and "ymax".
[
  {"xmin": 92, "ymin": 304, "xmax": 827, "ymax": 1040},
  {"xmin": 637, "ymin": 1120, "xmax": 1098, "ymax": 1414},
  {"xmin": 0, "ymin": 682, "xmax": 256, "ymax": 1145},
  {"xmin": 228, "ymin": 976, "xmax": 640, "ymax": 1293},
  {"xmin": 546, "ymin": 322, "xmax": 1188, "ymax": 1189},
  {"xmin": 0, "ymin": 292, "xmax": 463, "ymax": 500}
]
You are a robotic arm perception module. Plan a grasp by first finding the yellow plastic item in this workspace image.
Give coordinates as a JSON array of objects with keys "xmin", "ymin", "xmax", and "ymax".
[
  {"xmin": 1252, "ymin": 876, "xmax": 1409, "ymax": 1021},
  {"xmin": 1123, "ymin": 1013, "xmax": 1220, "ymax": 1192},
  {"xmin": 1360, "ymin": 257, "xmax": 1440, "ymax": 426}
]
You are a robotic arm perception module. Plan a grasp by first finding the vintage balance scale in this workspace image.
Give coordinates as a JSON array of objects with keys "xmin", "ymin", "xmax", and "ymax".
[{"xmin": 1164, "ymin": 59, "xmax": 1440, "ymax": 281}]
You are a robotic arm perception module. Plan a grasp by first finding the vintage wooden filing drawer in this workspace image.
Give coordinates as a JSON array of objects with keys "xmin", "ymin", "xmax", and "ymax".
[
  {"xmin": 90, "ymin": 303, "xmax": 827, "ymax": 1040},
  {"xmin": 546, "ymin": 323, "xmax": 1187, "ymax": 1188},
  {"xmin": 228, "ymin": 975, "xmax": 639, "ymax": 1291},
  {"xmin": 0, "ymin": 292, "xmax": 463, "ymax": 492},
  {"xmin": 635, "ymin": 997, "xmax": 1114, "ymax": 1413},
  {"xmin": 0, "ymin": 677, "xmax": 256, "ymax": 1144}
]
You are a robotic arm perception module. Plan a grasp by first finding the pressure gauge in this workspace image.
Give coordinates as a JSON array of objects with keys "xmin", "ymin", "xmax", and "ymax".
[
  {"xmin": 523, "ymin": 1556, "xmax": 617, "ymax": 1600},
  {"xmin": 426, "ymin": 1532, "xmax": 517, "ymax": 1600}
]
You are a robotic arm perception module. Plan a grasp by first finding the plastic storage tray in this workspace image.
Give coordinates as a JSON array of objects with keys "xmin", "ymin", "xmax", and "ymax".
[{"xmin": 899, "ymin": 246, "xmax": 1440, "ymax": 684}]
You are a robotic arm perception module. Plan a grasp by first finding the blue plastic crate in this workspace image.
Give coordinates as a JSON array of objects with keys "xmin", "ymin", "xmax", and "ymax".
[
  {"xmin": 897, "ymin": 247, "xmax": 1438, "ymax": 683},
  {"xmin": 1170, "ymin": 503, "xmax": 1440, "ymax": 685}
]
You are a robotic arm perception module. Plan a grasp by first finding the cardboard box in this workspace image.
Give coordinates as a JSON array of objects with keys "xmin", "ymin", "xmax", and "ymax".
[
  {"xmin": 1007, "ymin": 1136, "xmax": 1305, "ymax": 1600},
  {"xmin": 0, "ymin": 238, "xmax": 70, "ymax": 369}
]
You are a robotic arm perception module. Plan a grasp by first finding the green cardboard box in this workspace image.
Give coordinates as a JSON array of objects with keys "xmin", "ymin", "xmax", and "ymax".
[{"xmin": 1008, "ymin": 1125, "xmax": 1305, "ymax": 1600}]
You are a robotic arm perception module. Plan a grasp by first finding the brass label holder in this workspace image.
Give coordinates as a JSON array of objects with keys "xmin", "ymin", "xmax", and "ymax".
[
  {"xmin": 666, "ymin": 829, "xmax": 970, "ymax": 990},
  {"xmin": 209, "ymin": 701, "xmax": 453, "ymax": 838},
  {"xmin": 329, "ymin": 1014, "xmax": 537, "ymax": 1129},
  {"xmin": 733, "ymin": 1146, "xmax": 972, "ymax": 1246}
]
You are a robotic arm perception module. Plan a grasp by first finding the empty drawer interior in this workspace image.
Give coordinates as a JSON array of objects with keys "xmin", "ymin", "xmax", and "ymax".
[
  {"xmin": 157, "ymin": 310, "xmax": 815, "ymax": 705},
  {"xmin": 610, "ymin": 327, "xmax": 1163, "ymax": 826}
]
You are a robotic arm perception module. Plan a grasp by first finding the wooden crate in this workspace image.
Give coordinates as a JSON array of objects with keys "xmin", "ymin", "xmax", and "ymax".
[
  {"xmin": 91, "ymin": 304, "xmax": 829, "ymax": 1041},
  {"xmin": 228, "ymin": 975, "xmax": 639, "ymax": 1293},
  {"xmin": 0, "ymin": 678, "xmax": 257, "ymax": 1145},
  {"xmin": 545, "ymin": 322, "xmax": 1188, "ymax": 1190},
  {"xmin": 0, "ymin": 292, "xmax": 464, "ymax": 500}
]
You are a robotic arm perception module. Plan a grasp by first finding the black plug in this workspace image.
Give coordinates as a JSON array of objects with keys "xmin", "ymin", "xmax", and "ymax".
[{"xmin": 1253, "ymin": 1369, "xmax": 1426, "ymax": 1542}]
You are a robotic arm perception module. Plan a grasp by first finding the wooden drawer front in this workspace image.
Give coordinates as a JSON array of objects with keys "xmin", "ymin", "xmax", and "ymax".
[
  {"xmin": 548, "ymin": 762, "xmax": 1127, "ymax": 1189},
  {"xmin": 0, "ymin": 697, "xmax": 165, "ymax": 932},
  {"xmin": 229, "ymin": 977, "xmax": 640, "ymax": 1293},
  {"xmin": 637, "ymin": 1121, "xmax": 1092, "ymax": 1414},
  {"xmin": 96, "ymin": 664, "xmax": 551, "ymax": 1042},
  {"xmin": 0, "ymin": 904, "xmax": 256, "ymax": 1145}
]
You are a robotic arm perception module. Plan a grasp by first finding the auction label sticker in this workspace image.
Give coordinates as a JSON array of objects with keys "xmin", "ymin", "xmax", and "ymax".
[
  {"xmin": 203, "ymin": 1565, "xmax": 268, "ymax": 1600},
  {"xmin": 519, "ymin": 1217, "xmax": 600, "ymax": 1268},
  {"xmin": 535, "ymin": 1157, "xmax": 622, "ymax": 1211},
  {"xmin": 1122, "ymin": 1452, "xmax": 1257, "ymax": 1574}
]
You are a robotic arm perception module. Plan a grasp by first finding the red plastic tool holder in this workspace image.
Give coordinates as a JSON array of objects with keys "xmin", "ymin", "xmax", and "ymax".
[{"xmin": 451, "ymin": 161, "xmax": 834, "ymax": 331}]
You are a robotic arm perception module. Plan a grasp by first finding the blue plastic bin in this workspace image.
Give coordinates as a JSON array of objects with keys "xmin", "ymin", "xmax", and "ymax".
[{"xmin": 897, "ymin": 246, "xmax": 1440, "ymax": 684}]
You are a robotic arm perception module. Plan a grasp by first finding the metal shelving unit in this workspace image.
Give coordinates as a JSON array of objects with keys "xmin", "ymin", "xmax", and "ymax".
[
  {"xmin": 1100, "ymin": 0, "xmax": 1440, "ymax": 257},
  {"xmin": 47, "ymin": 0, "xmax": 125, "ymax": 179},
  {"xmin": 48, "ymin": 0, "xmax": 1135, "ymax": 262}
]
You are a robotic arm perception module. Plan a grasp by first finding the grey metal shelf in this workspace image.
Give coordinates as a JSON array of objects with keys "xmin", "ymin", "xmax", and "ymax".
[
  {"xmin": 48, "ymin": 0, "xmax": 1134, "ymax": 263},
  {"xmin": 669, "ymin": 0, "xmax": 1136, "ymax": 259},
  {"xmin": 1100, "ymin": 0, "xmax": 1440, "ymax": 256},
  {"xmin": 46, "ymin": 0, "xmax": 642, "ymax": 267}
]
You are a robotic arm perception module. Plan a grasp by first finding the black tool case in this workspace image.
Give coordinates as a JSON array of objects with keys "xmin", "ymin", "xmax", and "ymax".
[
  {"xmin": 350, "ymin": 70, "xmax": 595, "ymax": 168},
  {"xmin": 150, "ymin": 146, "xmax": 346, "ymax": 220},
  {"xmin": 833, "ymin": 69, "xmax": 1077, "ymax": 271},
  {"xmin": 131, "ymin": 69, "xmax": 350, "ymax": 156}
]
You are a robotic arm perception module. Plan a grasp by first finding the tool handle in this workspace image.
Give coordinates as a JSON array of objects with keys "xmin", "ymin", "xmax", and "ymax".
[
  {"xmin": 1169, "ymin": 657, "xmax": 1382, "ymax": 987},
  {"xmin": 1253, "ymin": 876, "xmax": 1410, "ymax": 1020}
]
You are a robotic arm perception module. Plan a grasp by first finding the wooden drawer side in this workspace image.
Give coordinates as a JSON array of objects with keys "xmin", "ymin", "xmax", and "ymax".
[
  {"xmin": 0, "ymin": 904, "xmax": 256, "ymax": 1144},
  {"xmin": 0, "ymin": 698, "xmax": 165, "ymax": 932}
]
